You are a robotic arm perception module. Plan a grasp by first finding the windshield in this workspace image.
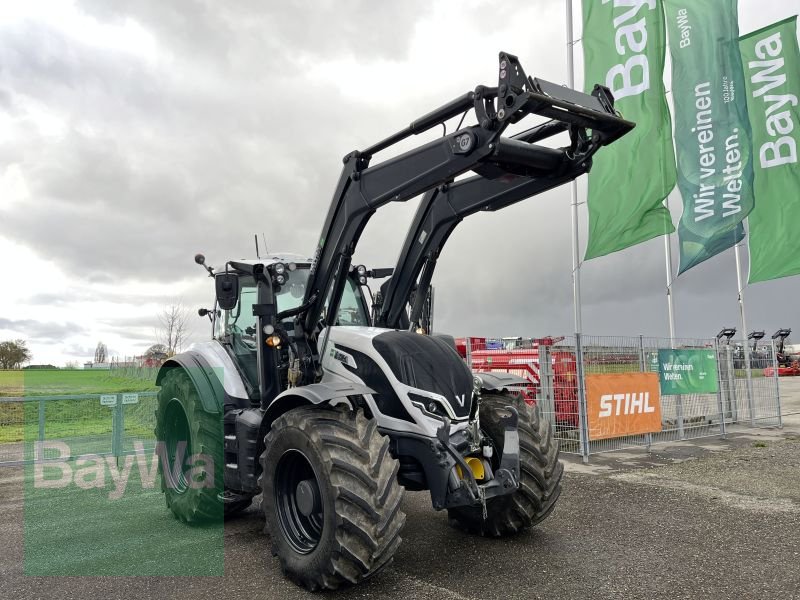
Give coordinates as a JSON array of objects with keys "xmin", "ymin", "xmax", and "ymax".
[
  {"xmin": 276, "ymin": 269, "xmax": 310, "ymax": 314},
  {"xmin": 331, "ymin": 277, "xmax": 370, "ymax": 326},
  {"xmin": 217, "ymin": 268, "xmax": 369, "ymax": 342}
]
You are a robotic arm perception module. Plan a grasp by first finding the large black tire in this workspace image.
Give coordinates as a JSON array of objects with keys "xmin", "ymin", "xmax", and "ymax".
[
  {"xmin": 448, "ymin": 392, "xmax": 562, "ymax": 536},
  {"xmin": 260, "ymin": 405, "xmax": 405, "ymax": 591},
  {"xmin": 154, "ymin": 368, "xmax": 223, "ymax": 524}
]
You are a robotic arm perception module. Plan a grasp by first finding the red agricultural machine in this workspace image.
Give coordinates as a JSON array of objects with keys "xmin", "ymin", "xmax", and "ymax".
[
  {"xmin": 764, "ymin": 328, "xmax": 800, "ymax": 377},
  {"xmin": 455, "ymin": 336, "xmax": 579, "ymax": 428}
]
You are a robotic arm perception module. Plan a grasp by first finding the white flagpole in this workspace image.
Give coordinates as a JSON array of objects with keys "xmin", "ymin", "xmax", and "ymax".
[
  {"xmin": 734, "ymin": 240, "xmax": 755, "ymax": 420},
  {"xmin": 664, "ymin": 231, "xmax": 677, "ymax": 343},
  {"xmin": 566, "ymin": 0, "xmax": 583, "ymax": 335},
  {"xmin": 734, "ymin": 242, "xmax": 749, "ymax": 341}
]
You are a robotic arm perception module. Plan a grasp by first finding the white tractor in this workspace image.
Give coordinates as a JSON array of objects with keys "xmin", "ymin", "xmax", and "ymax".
[{"xmin": 154, "ymin": 52, "xmax": 634, "ymax": 590}]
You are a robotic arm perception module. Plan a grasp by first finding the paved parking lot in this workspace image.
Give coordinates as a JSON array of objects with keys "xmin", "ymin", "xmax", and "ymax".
[{"xmin": 2, "ymin": 381, "xmax": 799, "ymax": 599}]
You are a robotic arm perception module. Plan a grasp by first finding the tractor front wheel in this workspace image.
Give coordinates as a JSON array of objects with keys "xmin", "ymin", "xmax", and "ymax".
[
  {"xmin": 448, "ymin": 392, "xmax": 563, "ymax": 536},
  {"xmin": 260, "ymin": 405, "xmax": 405, "ymax": 591}
]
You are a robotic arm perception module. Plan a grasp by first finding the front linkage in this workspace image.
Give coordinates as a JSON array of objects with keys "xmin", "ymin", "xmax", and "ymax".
[{"xmin": 434, "ymin": 409, "xmax": 520, "ymax": 516}]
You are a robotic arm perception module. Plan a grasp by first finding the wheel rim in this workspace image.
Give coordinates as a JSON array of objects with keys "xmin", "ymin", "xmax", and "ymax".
[
  {"xmin": 274, "ymin": 450, "xmax": 324, "ymax": 555},
  {"xmin": 163, "ymin": 399, "xmax": 192, "ymax": 494}
]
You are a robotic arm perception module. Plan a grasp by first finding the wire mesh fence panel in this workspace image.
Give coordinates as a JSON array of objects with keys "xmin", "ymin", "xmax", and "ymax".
[
  {"xmin": 0, "ymin": 398, "xmax": 25, "ymax": 464},
  {"xmin": 585, "ymin": 336, "xmax": 781, "ymax": 455},
  {"xmin": 120, "ymin": 393, "xmax": 159, "ymax": 455},
  {"xmin": 109, "ymin": 357, "xmax": 160, "ymax": 384},
  {"xmin": 458, "ymin": 336, "xmax": 584, "ymax": 455},
  {"xmin": 42, "ymin": 397, "xmax": 113, "ymax": 461},
  {"xmin": 0, "ymin": 392, "xmax": 160, "ymax": 466},
  {"xmin": 717, "ymin": 342, "xmax": 783, "ymax": 429},
  {"xmin": 648, "ymin": 337, "xmax": 724, "ymax": 445},
  {"xmin": 544, "ymin": 343, "xmax": 582, "ymax": 455},
  {"xmin": 459, "ymin": 333, "xmax": 783, "ymax": 461}
]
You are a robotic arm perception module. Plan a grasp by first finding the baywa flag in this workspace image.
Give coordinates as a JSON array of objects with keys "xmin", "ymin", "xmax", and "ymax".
[
  {"xmin": 741, "ymin": 16, "xmax": 800, "ymax": 284},
  {"xmin": 664, "ymin": 0, "xmax": 755, "ymax": 274},
  {"xmin": 582, "ymin": 0, "xmax": 676, "ymax": 260}
]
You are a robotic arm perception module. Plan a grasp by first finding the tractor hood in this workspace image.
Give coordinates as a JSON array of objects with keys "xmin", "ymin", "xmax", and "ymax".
[
  {"xmin": 370, "ymin": 330, "xmax": 474, "ymax": 419},
  {"xmin": 322, "ymin": 327, "xmax": 475, "ymax": 426}
]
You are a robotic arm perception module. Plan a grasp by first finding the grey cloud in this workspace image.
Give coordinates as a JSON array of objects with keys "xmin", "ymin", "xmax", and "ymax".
[
  {"xmin": 77, "ymin": 0, "xmax": 431, "ymax": 63},
  {"xmin": 1, "ymin": 5, "xmax": 560, "ymax": 287},
  {"xmin": 0, "ymin": 318, "xmax": 85, "ymax": 342},
  {"xmin": 0, "ymin": 16, "xmax": 398, "ymax": 283},
  {"xmin": 1, "ymin": 0, "xmax": 798, "ymax": 348},
  {"xmin": 96, "ymin": 315, "xmax": 158, "ymax": 330},
  {"xmin": 110, "ymin": 330, "xmax": 158, "ymax": 344},
  {"xmin": 61, "ymin": 343, "xmax": 96, "ymax": 359},
  {"xmin": 26, "ymin": 293, "xmax": 81, "ymax": 307}
]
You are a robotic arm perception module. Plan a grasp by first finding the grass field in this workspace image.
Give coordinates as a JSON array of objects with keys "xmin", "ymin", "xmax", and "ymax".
[
  {"xmin": 0, "ymin": 370, "xmax": 158, "ymax": 445},
  {"xmin": 0, "ymin": 369, "xmax": 157, "ymax": 397}
]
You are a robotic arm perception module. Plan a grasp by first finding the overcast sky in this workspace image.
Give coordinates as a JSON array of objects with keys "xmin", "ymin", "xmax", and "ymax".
[{"xmin": 0, "ymin": 0, "xmax": 797, "ymax": 366}]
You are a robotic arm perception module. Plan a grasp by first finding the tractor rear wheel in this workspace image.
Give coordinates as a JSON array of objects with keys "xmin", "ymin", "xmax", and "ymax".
[
  {"xmin": 448, "ymin": 392, "xmax": 562, "ymax": 536},
  {"xmin": 260, "ymin": 405, "xmax": 405, "ymax": 591},
  {"xmin": 154, "ymin": 368, "xmax": 223, "ymax": 524}
]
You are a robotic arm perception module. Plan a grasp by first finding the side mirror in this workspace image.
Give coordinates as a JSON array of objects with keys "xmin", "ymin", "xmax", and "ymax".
[{"xmin": 215, "ymin": 273, "xmax": 240, "ymax": 311}]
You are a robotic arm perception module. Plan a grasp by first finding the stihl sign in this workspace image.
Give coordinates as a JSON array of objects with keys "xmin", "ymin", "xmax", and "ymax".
[
  {"xmin": 599, "ymin": 392, "xmax": 657, "ymax": 417},
  {"xmin": 587, "ymin": 373, "xmax": 662, "ymax": 440}
]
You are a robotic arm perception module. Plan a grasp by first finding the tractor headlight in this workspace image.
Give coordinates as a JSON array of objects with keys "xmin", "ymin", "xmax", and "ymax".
[
  {"xmin": 274, "ymin": 262, "xmax": 286, "ymax": 275},
  {"xmin": 356, "ymin": 264, "xmax": 367, "ymax": 277},
  {"xmin": 275, "ymin": 274, "xmax": 286, "ymax": 285},
  {"xmin": 358, "ymin": 275, "xmax": 367, "ymax": 285}
]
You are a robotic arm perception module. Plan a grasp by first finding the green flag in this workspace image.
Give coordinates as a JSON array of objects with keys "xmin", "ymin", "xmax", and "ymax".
[
  {"xmin": 741, "ymin": 16, "xmax": 800, "ymax": 283},
  {"xmin": 582, "ymin": 0, "xmax": 676, "ymax": 260},
  {"xmin": 663, "ymin": 0, "xmax": 755, "ymax": 274}
]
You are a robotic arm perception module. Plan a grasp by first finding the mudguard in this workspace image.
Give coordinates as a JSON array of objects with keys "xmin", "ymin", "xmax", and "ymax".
[
  {"xmin": 263, "ymin": 381, "xmax": 376, "ymax": 427},
  {"xmin": 156, "ymin": 352, "xmax": 224, "ymax": 415},
  {"xmin": 474, "ymin": 371, "xmax": 529, "ymax": 393}
]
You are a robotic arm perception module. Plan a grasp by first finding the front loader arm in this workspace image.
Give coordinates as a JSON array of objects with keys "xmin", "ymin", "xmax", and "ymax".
[
  {"xmin": 297, "ymin": 51, "xmax": 633, "ymax": 377},
  {"xmin": 376, "ymin": 85, "xmax": 633, "ymax": 331},
  {"xmin": 376, "ymin": 166, "xmax": 582, "ymax": 330},
  {"xmin": 301, "ymin": 120, "xmax": 503, "ymax": 337}
]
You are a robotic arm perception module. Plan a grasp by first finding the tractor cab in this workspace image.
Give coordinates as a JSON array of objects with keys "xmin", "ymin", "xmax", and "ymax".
[{"xmin": 206, "ymin": 256, "xmax": 372, "ymax": 397}]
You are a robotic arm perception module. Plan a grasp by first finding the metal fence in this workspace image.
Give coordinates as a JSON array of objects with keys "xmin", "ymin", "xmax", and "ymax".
[
  {"xmin": 1, "ymin": 336, "xmax": 785, "ymax": 466},
  {"xmin": 0, "ymin": 392, "xmax": 158, "ymax": 466},
  {"xmin": 463, "ymin": 334, "xmax": 783, "ymax": 462}
]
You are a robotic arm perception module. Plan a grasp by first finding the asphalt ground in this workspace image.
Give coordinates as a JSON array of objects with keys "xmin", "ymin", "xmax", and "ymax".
[{"xmin": 2, "ymin": 381, "xmax": 800, "ymax": 599}]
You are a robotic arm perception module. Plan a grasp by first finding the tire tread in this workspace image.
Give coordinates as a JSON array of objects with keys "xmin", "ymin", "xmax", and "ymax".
[{"xmin": 261, "ymin": 406, "xmax": 405, "ymax": 591}]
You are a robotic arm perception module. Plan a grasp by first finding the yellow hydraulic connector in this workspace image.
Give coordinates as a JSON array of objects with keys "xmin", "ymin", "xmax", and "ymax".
[{"xmin": 456, "ymin": 457, "xmax": 486, "ymax": 481}]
